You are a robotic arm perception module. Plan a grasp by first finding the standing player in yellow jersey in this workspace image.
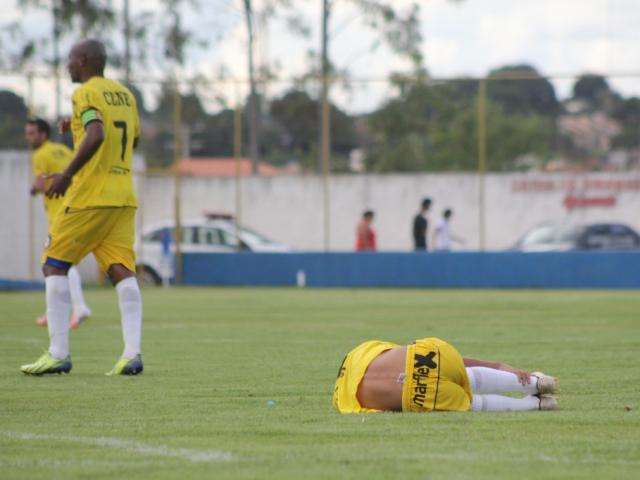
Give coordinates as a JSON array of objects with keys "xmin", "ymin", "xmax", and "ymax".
[
  {"xmin": 21, "ymin": 39, "xmax": 143, "ymax": 376},
  {"xmin": 25, "ymin": 118, "xmax": 92, "ymax": 329}
]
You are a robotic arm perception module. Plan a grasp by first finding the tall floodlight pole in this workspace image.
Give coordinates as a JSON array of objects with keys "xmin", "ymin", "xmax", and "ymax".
[
  {"xmin": 320, "ymin": 0, "xmax": 331, "ymax": 251},
  {"xmin": 243, "ymin": 0, "xmax": 260, "ymax": 174},
  {"xmin": 123, "ymin": 0, "xmax": 131, "ymax": 85},
  {"xmin": 477, "ymin": 79, "xmax": 488, "ymax": 251},
  {"xmin": 52, "ymin": 0, "xmax": 62, "ymax": 120},
  {"xmin": 234, "ymin": 104, "xmax": 243, "ymax": 251},
  {"xmin": 173, "ymin": 78, "xmax": 183, "ymax": 285}
]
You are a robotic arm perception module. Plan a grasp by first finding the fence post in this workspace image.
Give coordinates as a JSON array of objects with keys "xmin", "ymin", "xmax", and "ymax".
[
  {"xmin": 27, "ymin": 72, "xmax": 36, "ymax": 280},
  {"xmin": 320, "ymin": 0, "xmax": 331, "ymax": 252},
  {"xmin": 477, "ymin": 78, "xmax": 488, "ymax": 251},
  {"xmin": 234, "ymin": 105, "xmax": 243, "ymax": 251},
  {"xmin": 173, "ymin": 81, "xmax": 183, "ymax": 284}
]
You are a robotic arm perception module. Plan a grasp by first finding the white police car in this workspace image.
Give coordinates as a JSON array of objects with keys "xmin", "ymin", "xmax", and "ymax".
[{"xmin": 136, "ymin": 213, "xmax": 291, "ymax": 285}]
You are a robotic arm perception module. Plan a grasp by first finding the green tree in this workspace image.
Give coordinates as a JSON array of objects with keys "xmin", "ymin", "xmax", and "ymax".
[
  {"xmin": 571, "ymin": 74, "xmax": 622, "ymax": 113},
  {"xmin": 612, "ymin": 97, "xmax": 640, "ymax": 149},
  {"xmin": 365, "ymin": 80, "xmax": 554, "ymax": 172},
  {"xmin": 0, "ymin": 90, "xmax": 29, "ymax": 148},
  {"xmin": 145, "ymin": 83, "xmax": 209, "ymax": 166},
  {"xmin": 487, "ymin": 64, "xmax": 559, "ymax": 116},
  {"xmin": 573, "ymin": 74, "xmax": 610, "ymax": 103},
  {"xmin": 269, "ymin": 88, "xmax": 357, "ymax": 170}
]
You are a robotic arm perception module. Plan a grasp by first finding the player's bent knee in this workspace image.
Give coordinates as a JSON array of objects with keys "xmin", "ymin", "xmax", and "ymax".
[
  {"xmin": 42, "ymin": 257, "xmax": 72, "ymax": 277},
  {"xmin": 107, "ymin": 263, "xmax": 136, "ymax": 286},
  {"xmin": 117, "ymin": 278, "xmax": 141, "ymax": 303}
]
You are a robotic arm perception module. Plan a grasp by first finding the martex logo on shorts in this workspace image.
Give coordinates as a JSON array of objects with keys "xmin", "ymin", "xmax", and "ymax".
[
  {"xmin": 414, "ymin": 351, "xmax": 437, "ymax": 369},
  {"xmin": 412, "ymin": 351, "xmax": 437, "ymax": 408}
]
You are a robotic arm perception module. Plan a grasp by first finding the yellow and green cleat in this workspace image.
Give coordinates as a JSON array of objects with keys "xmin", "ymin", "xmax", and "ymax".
[
  {"xmin": 21, "ymin": 352, "xmax": 72, "ymax": 375},
  {"xmin": 106, "ymin": 354, "xmax": 143, "ymax": 376}
]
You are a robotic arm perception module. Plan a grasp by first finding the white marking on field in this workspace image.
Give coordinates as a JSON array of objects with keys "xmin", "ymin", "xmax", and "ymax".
[
  {"xmin": 2, "ymin": 431, "xmax": 233, "ymax": 463},
  {"xmin": 419, "ymin": 451, "xmax": 640, "ymax": 467},
  {"xmin": 0, "ymin": 335, "xmax": 43, "ymax": 346},
  {"xmin": 0, "ymin": 458, "xmax": 169, "ymax": 469}
]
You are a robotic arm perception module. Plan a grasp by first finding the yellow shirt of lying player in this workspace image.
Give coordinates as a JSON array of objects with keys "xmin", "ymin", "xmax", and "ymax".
[
  {"xmin": 32, "ymin": 140, "xmax": 73, "ymax": 222},
  {"xmin": 66, "ymin": 76, "xmax": 140, "ymax": 209}
]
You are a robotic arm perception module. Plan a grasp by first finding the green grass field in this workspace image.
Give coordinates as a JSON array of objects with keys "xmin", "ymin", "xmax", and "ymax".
[{"xmin": 1, "ymin": 287, "xmax": 638, "ymax": 479}]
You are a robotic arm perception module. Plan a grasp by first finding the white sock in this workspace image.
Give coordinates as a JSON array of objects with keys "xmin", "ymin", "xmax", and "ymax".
[
  {"xmin": 116, "ymin": 277, "xmax": 142, "ymax": 359},
  {"xmin": 68, "ymin": 266, "xmax": 90, "ymax": 315},
  {"xmin": 471, "ymin": 394, "xmax": 540, "ymax": 412},
  {"xmin": 466, "ymin": 367, "xmax": 538, "ymax": 395},
  {"xmin": 45, "ymin": 275, "xmax": 71, "ymax": 359}
]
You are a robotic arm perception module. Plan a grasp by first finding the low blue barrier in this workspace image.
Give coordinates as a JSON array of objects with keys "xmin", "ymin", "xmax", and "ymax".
[
  {"xmin": 0, "ymin": 279, "xmax": 44, "ymax": 291},
  {"xmin": 182, "ymin": 251, "xmax": 640, "ymax": 289}
]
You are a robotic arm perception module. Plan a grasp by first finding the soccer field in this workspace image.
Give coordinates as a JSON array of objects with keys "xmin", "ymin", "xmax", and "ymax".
[{"xmin": 1, "ymin": 287, "xmax": 638, "ymax": 479}]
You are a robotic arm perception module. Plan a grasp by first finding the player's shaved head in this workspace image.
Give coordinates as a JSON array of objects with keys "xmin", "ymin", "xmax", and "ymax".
[
  {"xmin": 67, "ymin": 39, "xmax": 107, "ymax": 83},
  {"xmin": 75, "ymin": 39, "xmax": 107, "ymax": 71}
]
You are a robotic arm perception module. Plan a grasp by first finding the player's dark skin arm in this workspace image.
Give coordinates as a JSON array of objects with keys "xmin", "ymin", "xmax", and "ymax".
[
  {"xmin": 46, "ymin": 121, "xmax": 104, "ymax": 199},
  {"xmin": 42, "ymin": 120, "xmax": 134, "ymax": 284},
  {"xmin": 463, "ymin": 357, "xmax": 531, "ymax": 385}
]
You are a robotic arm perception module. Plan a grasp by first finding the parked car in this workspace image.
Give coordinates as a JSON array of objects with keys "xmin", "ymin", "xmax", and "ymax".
[
  {"xmin": 512, "ymin": 222, "xmax": 640, "ymax": 252},
  {"xmin": 136, "ymin": 215, "xmax": 291, "ymax": 285}
]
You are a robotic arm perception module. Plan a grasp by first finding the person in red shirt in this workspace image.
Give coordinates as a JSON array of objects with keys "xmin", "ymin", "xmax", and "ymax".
[{"xmin": 355, "ymin": 210, "xmax": 376, "ymax": 251}]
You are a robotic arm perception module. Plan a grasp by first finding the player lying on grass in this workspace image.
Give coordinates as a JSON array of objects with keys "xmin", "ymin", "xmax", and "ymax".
[{"xmin": 333, "ymin": 337, "xmax": 558, "ymax": 413}]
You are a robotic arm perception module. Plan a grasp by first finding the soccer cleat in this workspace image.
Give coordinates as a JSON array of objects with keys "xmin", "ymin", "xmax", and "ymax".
[
  {"xmin": 537, "ymin": 394, "xmax": 559, "ymax": 411},
  {"xmin": 532, "ymin": 371, "xmax": 558, "ymax": 395},
  {"xmin": 106, "ymin": 354, "xmax": 143, "ymax": 376},
  {"xmin": 21, "ymin": 352, "xmax": 72, "ymax": 375},
  {"xmin": 35, "ymin": 315, "xmax": 48, "ymax": 327},
  {"xmin": 70, "ymin": 307, "xmax": 91, "ymax": 330}
]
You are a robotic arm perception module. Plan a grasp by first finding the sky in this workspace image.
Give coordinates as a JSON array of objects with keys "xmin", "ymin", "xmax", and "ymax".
[{"xmin": 1, "ymin": 0, "xmax": 639, "ymax": 116}]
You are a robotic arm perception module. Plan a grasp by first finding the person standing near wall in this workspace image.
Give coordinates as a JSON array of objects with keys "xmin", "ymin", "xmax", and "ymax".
[
  {"xmin": 25, "ymin": 118, "xmax": 92, "ymax": 329},
  {"xmin": 412, "ymin": 197, "xmax": 432, "ymax": 251},
  {"xmin": 356, "ymin": 210, "xmax": 376, "ymax": 252},
  {"xmin": 433, "ymin": 209, "xmax": 465, "ymax": 251}
]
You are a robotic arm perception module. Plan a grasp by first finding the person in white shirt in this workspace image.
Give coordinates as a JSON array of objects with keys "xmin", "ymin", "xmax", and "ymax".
[{"xmin": 433, "ymin": 209, "xmax": 465, "ymax": 251}]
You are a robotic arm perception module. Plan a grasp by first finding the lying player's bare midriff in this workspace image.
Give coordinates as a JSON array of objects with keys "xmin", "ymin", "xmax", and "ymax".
[{"xmin": 356, "ymin": 346, "xmax": 407, "ymax": 411}]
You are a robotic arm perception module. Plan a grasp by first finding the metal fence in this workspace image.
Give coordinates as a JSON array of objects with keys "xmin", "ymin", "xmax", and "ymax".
[{"xmin": 2, "ymin": 70, "xmax": 640, "ymax": 283}]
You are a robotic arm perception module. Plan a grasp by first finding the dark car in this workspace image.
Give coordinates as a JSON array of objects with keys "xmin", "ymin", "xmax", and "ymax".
[{"xmin": 513, "ymin": 223, "xmax": 640, "ymax": 252}]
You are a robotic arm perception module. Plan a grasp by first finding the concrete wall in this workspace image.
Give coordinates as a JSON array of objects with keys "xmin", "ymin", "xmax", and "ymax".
[
  {"xmin": 0, "ymin": 151, "xmax": 99, "ymax": 283},
  {"xmin": 3, "ymin": 150, "xmax": 640, "ymax": 281}
]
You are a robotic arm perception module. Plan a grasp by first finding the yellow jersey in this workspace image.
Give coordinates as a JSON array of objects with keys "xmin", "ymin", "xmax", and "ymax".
[
  {"xmin": 66, "ymin": 76, "xmax": 140, "ymax": 209},
  {"xmin": 32, "ymin": 140, "xmax": 73, "ymax": 222}
]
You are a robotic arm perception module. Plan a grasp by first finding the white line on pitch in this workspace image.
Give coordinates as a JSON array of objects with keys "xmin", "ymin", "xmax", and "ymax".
[
  {"xmin": 0, "ymin": 336, "xmax": 43, "ymax": 345},
  {"xmin": 2, "ymin": 431, "xmax": 233, "ymax": 463}
]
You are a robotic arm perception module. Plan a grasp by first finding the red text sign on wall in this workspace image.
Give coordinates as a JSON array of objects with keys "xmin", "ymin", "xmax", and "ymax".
[{"xmin": 511, "ymin": 178, "xmax": 640, "ymax": 193}]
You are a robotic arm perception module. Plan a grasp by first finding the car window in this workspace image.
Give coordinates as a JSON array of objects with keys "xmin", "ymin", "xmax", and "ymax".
[
  {"xmin": 201, "ymin": 228, "xmax": 223, "ymax": 246},
  {"xmin": 554, "ymin": 225, "xmax": 583, "ymax": 243},
  {"xmin": 143, "ymin": 229, "xmax": 164, "ymax": 243},
  {"xmin": 520, "ymin": 226, "xmax": 555, "ymax": 247},
  {"xmin": 219, "ymin": 229, "xmax": 240, "ymax": 248},
  {"xmin": 189, "ymin": 226, "xmax": 200, "ymax": 244},
  {"xmin": 240, "ymin": 227, "xmax": 272, "ymax": 245},
  {"xmin": 583, "ymin": 226, "xmax": 608, "ymax": 249},
  {"xmin": 171, "ymin": 226, "xmax": 195, "ymax": 245},
  {"xmin": 144, "ymin": 227, "xmax": 196, "ymax": 245},
  {"xmin": 605, "ymin": 225, "xmax": 639, "ymax": 249}
]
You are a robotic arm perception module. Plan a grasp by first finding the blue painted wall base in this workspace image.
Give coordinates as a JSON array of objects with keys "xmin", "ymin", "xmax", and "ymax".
[
  {"xmin": 0, "ymin": 279, "xmax": 44, "ymax": 291},
  {"xmin": 182, "ymin": 252, "xmax": 640, "ymax": 289}
]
